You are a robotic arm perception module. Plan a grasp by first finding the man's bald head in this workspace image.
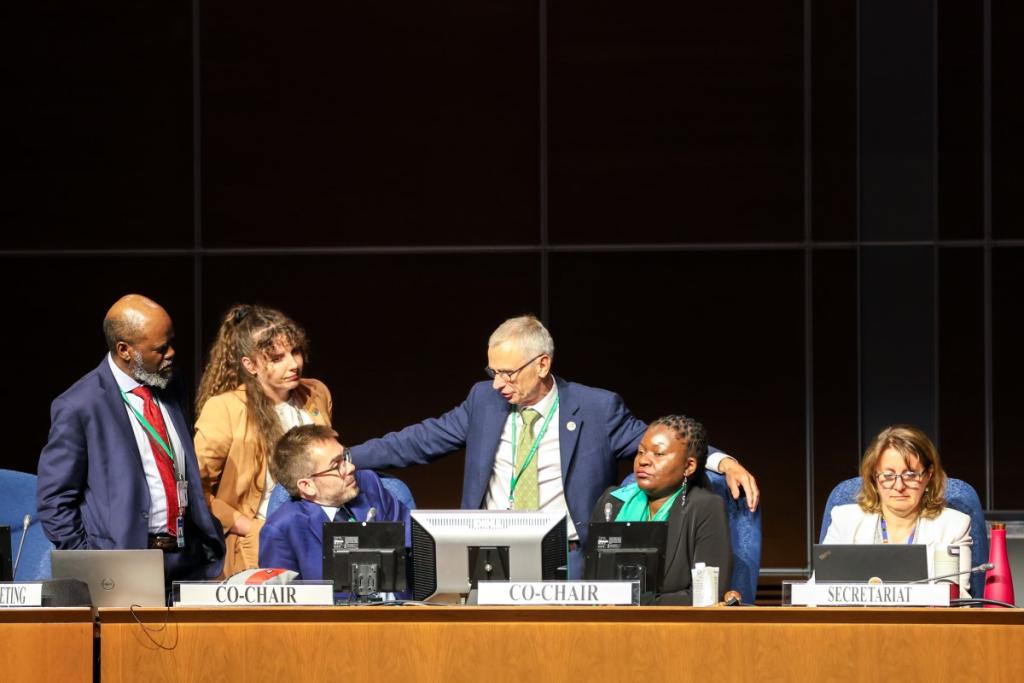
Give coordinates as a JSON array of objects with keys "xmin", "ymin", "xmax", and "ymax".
[
  {"xmin": 104, "ymin": 294, "xmax": 176, "ymax": 388},
  {"xmin": 103, "ymin": 294, "xmax": 167, "ymax": 354}
]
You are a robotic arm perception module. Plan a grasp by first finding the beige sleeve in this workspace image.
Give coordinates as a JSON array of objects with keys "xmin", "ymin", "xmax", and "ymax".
[{"xmin": 194, "ymin": 395, "xmax": 242, "ymax": 532}]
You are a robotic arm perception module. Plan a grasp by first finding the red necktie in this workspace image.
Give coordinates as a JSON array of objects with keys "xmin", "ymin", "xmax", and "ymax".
[{"xmin": 130, "ymin": 386, "xmax": 180, "ymax": 534}]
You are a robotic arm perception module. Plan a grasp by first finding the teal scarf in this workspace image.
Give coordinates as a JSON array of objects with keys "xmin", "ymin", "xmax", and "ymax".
[{"xmin": 610, "ymin": 482, "xmax": 685, "ymax": 522}]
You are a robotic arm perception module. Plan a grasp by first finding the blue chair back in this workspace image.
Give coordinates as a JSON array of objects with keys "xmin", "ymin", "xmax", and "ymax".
[
  {"xmin": 379, "ymin": 474, "xmax": 416, "ymax": 510},
  {"xmin": 264, "ymin": 473, "xmax": 416, "ymax": 520},
  {"xmin": 819, "ymin": 476, "xmax": 988, "ymax": 598},
  {"xmin": 621, "ymin": 471, "xmax": 761, "ymax": 602},
  {"xmin": 266, "ymin": 483, "xmax": 292, "ymax": 519},
  {"xmin": 0, "ymin": 469, "xmax": 54, "ymax": 580}
]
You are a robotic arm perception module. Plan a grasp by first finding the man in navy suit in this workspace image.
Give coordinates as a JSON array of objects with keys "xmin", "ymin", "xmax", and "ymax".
[
  {"xmin": 350, "ymin": 315, "xmax": 759, "ymax": 576},
  {"xmin": 260, "ymin": 424, "xmax": 410, "ymax": 580},
  {"xmin": 37, "ymin": 294, "xmax": 225, "ymax": 583}
]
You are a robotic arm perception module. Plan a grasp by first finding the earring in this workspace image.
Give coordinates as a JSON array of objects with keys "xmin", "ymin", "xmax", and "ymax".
[{"xmin": 680, "ymin": 475, "xmax": 688, "ymax": 508}]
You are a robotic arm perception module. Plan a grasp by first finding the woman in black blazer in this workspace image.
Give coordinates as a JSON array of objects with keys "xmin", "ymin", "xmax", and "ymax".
[{"xmin": 590, "ymin": 415, "xmax": 733, "ymax": 605}]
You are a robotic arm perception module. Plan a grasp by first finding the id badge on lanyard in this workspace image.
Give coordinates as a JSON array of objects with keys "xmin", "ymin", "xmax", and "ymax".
[{"xmin": 176, "ymin": 476, "xmax": 188, "ymax": 548}]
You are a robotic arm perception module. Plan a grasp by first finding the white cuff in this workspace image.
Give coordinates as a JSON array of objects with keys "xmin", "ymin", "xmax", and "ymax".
[{"xmin": 707, "ymin": 451, "xmax": 733, "ymax": 474}]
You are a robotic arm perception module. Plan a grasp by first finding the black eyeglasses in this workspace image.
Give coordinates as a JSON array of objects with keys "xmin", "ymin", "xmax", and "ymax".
[
  {"xmin": 875, "ymin": 470, "xmax": 926, "ymax": 489},
  {"xmin": 307, "ymin": 447, "xmax": 353, "ymax": 479},
  {"xmin": 485, "ymin": 354, "xmax": 544, "ymax": 382}
]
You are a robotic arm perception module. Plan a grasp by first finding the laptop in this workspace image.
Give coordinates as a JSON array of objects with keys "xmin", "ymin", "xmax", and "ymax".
[
  {"xmin": 50, "ymin": 549, "xmax": 166, "ymax": 607},
  {"xmin": 813, "ymin": 544, "xmax": 928, "ymax": 583}
]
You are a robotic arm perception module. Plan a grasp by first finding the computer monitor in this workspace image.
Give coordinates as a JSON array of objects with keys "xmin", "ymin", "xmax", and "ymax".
[
  {"xmin": 321, "ymin": 521, "xmax": 407, "ymax": 598},
  {"xmin": 0, "ymin": 526, "xmax": 12, "ymax": 581},
  {"xmin": 584, "ymin": 521, "xmax": 668, "ymax": 595},
  {"xmin": 410, "ymin": 510, "xmax": 568, "ymax": 602}
]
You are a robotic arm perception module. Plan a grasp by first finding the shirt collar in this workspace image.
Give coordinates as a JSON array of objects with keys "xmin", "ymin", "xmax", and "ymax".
[
  {"xmin": 519, "ymin": 379, "xmax": 558, "ymax": 416},
  {"xmin": 106, "ymin": 353, "xmax": 142, "ymax": 393}
]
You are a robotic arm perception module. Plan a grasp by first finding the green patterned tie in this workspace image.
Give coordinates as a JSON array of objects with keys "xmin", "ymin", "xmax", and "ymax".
[{"xmin": 512, "ymin": 408, "xmax": 542, "ymax": 510}]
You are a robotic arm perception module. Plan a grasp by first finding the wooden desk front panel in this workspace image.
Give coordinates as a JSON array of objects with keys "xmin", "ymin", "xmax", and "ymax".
[
  {"xmin": 100, "ymin": 607, "xmax": 1024, "ymax": 683},
  {"xmin": 0, "ymin": 608, "xmax": 94, "ymax": 683}
]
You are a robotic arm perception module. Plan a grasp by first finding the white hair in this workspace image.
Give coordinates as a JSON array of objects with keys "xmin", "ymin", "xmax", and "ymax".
[{"xmin": 488, "ymin": 315, "xmax": 554, "ymax": 358}]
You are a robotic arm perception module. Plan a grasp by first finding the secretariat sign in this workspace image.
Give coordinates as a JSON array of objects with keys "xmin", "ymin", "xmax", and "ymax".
[
  {"xmin": 478, "ymin": 581, "xmax": 636, "ymax": 605},
  {"xmin": 176, "ymin": 582, "xmax": 334, "ymax": 606},
  {"xmin": 789, "ymin": 582, "xmax": 950, "ymax": 607}
]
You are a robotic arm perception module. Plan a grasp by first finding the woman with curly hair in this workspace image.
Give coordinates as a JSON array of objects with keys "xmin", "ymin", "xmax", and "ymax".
[{"xmin": 195, "ymin": 305, "xmax": 332, "ymax": 576}]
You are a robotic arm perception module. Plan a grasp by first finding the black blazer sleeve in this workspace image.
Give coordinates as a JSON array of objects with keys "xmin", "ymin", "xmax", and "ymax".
[{"xmin": 657, "ymin": 489, "xmax": 733, "ymax": 606}]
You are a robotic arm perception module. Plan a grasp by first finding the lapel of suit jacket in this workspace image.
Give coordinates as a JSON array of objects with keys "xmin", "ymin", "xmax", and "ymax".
[
  {"xmin": 914, "ymin": 514, "xmax": 936, "ymax": 545},
  {"xmin": 662, "ymin": 493, "xmax": 688, "ymax": 574},
  {"xmin": 301, "ymin": 499, "xmax": 329, "ymax": 547},
  {"xmin": 98, "ymin": 359, "xmax": 150, "ymax": 499},
  {"xmin": 345, "ymin": 473, "xmax": 373, "ymax": 522},
  {"xmin": 856, "ymin": 512, "xmax": 881, "ymax": 543},
  {"xmin": 295, "ymin": 381, "xmax": 326, "ymax": 423},
  {"xmin": 479, "ymin": 391, "xmax": 512, "ymax": 482},
  {"xmin": 555, "ymin": 377, "xmax": 581, "ymax": 482}
]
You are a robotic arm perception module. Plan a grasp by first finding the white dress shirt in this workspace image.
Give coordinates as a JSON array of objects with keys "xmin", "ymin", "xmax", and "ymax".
[
  {"xmin": 106, "ymin": 354, "xmax": 185, "ymax": 534},
  {"xmin": 484, "ymin": 383, "xmax": 579, "ymax": 539}
]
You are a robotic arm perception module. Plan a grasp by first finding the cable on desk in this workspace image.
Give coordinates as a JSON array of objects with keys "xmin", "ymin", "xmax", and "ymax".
[{"xmin": 128, "ymin": 603, "xmax": 178, "ymax": 650}]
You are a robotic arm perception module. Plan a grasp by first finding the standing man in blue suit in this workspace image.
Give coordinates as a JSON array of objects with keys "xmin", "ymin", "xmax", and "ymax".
[
  {"xmin": 260, "ymin": 424, "xmax": 410, "ymax": 580},
  {"xmin": 350, "ymin": 315, "xmax": 760, "ymax": 576},
  {"xmin": 37, "ymin": 294, "xmax": 225, "ymax": 583}
]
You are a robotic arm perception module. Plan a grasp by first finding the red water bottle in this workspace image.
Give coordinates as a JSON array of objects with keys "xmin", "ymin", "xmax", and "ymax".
[{"xmin": 984, "ymin": 522, "xmax": 1015, "ymax": 607}]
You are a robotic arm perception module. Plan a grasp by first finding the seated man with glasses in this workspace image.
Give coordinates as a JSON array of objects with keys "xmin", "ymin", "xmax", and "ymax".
[
  {"xmin": 349, "ymin": 314, "xmax": 759, "ymax": 579},
  {"xmin": 259, "ymin": 424, "xmax": 411, "ymax": 580},
  {"xmin": 822, "ymin": 424, "xmax": 972, "ymax": 594}
]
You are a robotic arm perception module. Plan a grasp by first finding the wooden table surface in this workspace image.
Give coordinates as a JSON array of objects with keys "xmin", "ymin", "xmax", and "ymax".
[
  {"xmin": 98, "ymin": 606, "xmax": 1024, "ymax": 683},
  {"xmin": 0, "ymin": 608, "xmax": 94, "ymax": 683}
]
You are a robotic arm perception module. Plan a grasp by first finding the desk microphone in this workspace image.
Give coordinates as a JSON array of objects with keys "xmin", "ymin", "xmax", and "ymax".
[
  {"xmin": 908, "ymin": 562, "xmax": 994, "ymax": 585},
  {"xmin": 365, "ymin": 507, "xmax": 377, "ymax": 523},
  {"xmin": 12, "ymin": 514, "xmax": 30, "ymax": 580},
  {"xmin": 604, "ymin": 503, "xmax": 613, "ymax": 522}
]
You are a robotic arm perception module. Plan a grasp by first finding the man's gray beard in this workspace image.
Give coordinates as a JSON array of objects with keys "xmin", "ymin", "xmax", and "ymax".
[{"xmin": 131, "ymin": 351, "xmax": 172, "ymax": 389}]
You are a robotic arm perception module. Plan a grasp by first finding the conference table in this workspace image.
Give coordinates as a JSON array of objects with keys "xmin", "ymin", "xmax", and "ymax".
[
  {"xmin": 97, "ymin": 605, "xmax": 1024, "ymax": 682},
  {"xmin": 0, "ymin": 608, "xmax": 93, "ymax": 683}
]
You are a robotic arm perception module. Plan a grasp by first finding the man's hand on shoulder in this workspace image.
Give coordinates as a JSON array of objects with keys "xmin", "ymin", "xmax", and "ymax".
[{"xmin": 718, "ymin": 457, "xmax": 760, "ymax": 512}]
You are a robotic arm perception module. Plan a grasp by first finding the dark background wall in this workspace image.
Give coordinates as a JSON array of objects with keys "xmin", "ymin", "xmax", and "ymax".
[{"xmin": 3, "ymin": 1, "xmax": 1021, "ymax": 583}]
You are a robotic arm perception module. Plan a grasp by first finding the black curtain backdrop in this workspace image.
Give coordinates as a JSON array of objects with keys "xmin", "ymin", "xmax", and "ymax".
[{"xmin": 3, "ymin": 1, "xmax": 1022, "ymax": 582}]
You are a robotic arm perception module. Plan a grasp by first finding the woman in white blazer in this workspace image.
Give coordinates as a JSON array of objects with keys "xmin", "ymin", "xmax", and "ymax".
[{"xmin": 823, "ymin": 425, "xmax": 972, "ymax": 595}]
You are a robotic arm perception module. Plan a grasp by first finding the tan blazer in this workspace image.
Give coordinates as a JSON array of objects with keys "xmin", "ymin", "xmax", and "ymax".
[{"xmin": 195, "ymin": 379, "xmax": 332, "ymax": 577}]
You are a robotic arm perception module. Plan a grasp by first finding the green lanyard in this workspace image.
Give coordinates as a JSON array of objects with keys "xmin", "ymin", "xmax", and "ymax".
[
  {"xmin": 508, "ymin": 396, "xmax": 560, "ymax": 504},
  {"xmin": 120, "ymin": 390, "xmax": 178, "ymax": 467}
]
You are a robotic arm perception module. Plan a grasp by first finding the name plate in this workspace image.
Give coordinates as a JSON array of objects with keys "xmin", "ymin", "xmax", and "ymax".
[
  {"xmin": 0, "ymin": 583, "xmax": 43, "ymax": 607},
  {"xmin": 790, "ymin": 582, "xmax": 950, "ymax": 607},
  {"xmin": 176, "ymin": 583, "xmax": 334, "ymax": 606},
  {"xmin": 477, "ymin": 581, "xmax": 636, "ymax": 605}
]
